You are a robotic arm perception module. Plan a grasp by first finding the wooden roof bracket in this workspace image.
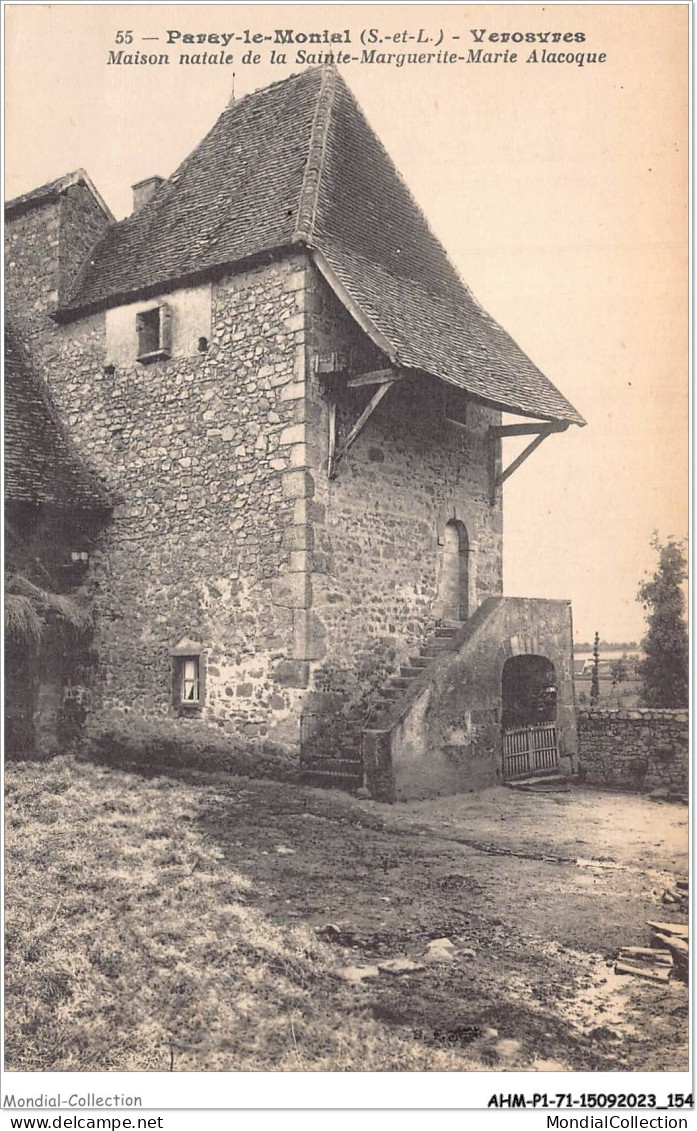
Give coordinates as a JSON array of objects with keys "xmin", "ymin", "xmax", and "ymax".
[
  {"xmin": 488, "ymin": 420, "xmax": 569, "ymax": 504},
  {"xmin": 328, "ymin": 370, "xmax": 401, "ymax": 479}
]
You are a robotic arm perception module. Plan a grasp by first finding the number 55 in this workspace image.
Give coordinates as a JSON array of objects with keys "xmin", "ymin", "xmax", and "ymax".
[{"xmin": 115, "ymin": 30, "xmax": 133, "ymax": 44}]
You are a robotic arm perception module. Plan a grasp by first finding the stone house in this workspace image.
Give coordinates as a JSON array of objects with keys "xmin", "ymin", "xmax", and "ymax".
[
  {"xmin": 4, "ymin": 65, "xmax": 585, "ymax": 799},
  {"xmin": 4, "ymin": 322, "xmax": 112, "ymax": 753}
]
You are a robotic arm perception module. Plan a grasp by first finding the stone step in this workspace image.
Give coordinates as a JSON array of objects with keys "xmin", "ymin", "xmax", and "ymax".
[
  {"xmin": 505, "ymin": 773, "xmax": 571, "ymax": 793},
  {"xmin": 426, "ymin": 633, "xmax": 457, "ymax": 648},
  {"xmin": 506, "ymin": 771, "xmax": 566, "ymax": 786},
  {"xmin": 302, "ymin": 770, "xmax": 363, "ymax": 790},
  {"xmin": 367, "ymin": 703, "xmax": 391, "ymax": 719},
  {"xmin": 302, "ymin": 757, "xmax": 363, "ymax": 772},
  {"xmin": 419, "ymin": 641, "xmax": 453, "ymax": 657},
  {"xmin": 366, "ymin": 620, "xmax": 467, "ymax": 733}
]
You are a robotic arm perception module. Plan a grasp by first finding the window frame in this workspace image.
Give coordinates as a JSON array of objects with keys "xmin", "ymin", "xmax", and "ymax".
[
  {"xmin": 170, "ymin": 637, "xmax": 205, "ymax": 715},
  {"xmin": 136, "ymin": 302, "xmax": 173, "ymax": 364},
  {"xmin": 181, "ymin": 657, "xmax": 200, "ymax": 704}
]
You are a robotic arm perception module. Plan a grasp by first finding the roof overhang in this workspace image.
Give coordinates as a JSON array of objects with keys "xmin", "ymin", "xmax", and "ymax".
[{"xmin": 312, "ymin": 246, "xmax": 585, "ymax": 429}]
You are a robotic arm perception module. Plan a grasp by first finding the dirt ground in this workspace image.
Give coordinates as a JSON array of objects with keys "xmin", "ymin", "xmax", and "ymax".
[
  {"xmin": 201, "ymin": 780, "xmax": 689, "ymax": 1071},
  {"xmin": 5, "ymin": 758, "xmax": 689, "ymax": 1071}
]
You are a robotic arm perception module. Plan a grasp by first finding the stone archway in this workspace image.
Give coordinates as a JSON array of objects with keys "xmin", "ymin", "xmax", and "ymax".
[
  {"xmin": 501, "ymin": 654, "xmax": 559, "ymax": 779},
  {"xmin": 502, "ymin": 654, "xmax": 557, "ymax": 728},
  {"xmin": 436, "ymin": 519, "xmax": 469, "ymax": 622}
]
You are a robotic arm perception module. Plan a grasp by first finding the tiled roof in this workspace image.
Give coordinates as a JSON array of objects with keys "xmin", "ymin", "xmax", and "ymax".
[
  {"xmin": 4, "ymin": 325, "xmax": 113, "ymax": 510},
  {"xmin": 5, "ymin": 169, "xmax": 114, "ymax": 221},
  {"xmin": 58, "ymin": 67, "xmax": 584, "ymax": 425},
  {"xmin": 5, "ymin": 172, "xmax": 76, "ymax": 216},
  {"xmin": 59, "ymin": 72, "xmax": 323, "ymax": 316}
]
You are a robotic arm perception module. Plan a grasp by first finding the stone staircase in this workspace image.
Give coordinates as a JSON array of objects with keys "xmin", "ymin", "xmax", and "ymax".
[
  {"xmin": 301, "ymin": 622, "xmax": 469, "ymax": 793},
  {"xmin": 300, "ymin": 715, "xmax": 365, "ymax": 791},
  {"xmin": 365, "ymin": 622, "xmax": 463, "ymax": 729},
  {"xmin": 303, "ymin": 598, "xmax": 511, "ymax": 796}
]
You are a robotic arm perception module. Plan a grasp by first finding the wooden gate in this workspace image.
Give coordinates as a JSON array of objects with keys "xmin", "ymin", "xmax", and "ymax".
[{"xmin": 502, "ymin": 723, "xmax": 559, "ymax": 780}]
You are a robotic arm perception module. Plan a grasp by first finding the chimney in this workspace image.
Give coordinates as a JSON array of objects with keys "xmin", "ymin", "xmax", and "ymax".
[{"xmin": 132, "ymin": 175, "xmax": 164, "ymax": 214}]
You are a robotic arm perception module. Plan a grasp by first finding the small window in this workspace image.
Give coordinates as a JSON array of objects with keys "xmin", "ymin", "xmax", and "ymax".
[
  {"xmin": 181, "ymin": 658, "xmax": 200, "ymax": 703},
  {"xmin": 136, "ymin": 303, "xmax": 172, "ymax": 363},
  {"xmin": 170, "ymin": 636, "xmax": 204, "ymax": 713},
  {"xmin": 443, "ymin": 385, "xmax": 468, "ymax": 427}
]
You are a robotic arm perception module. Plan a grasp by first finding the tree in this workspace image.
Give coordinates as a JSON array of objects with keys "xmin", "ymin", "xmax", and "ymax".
[
  {"xmin": 637, "ymin": 535, "xmax": 688, "ymax": 708},
  {"xmin": 590, "ymin": 631, "xmax": 600, "ymax": 705}
]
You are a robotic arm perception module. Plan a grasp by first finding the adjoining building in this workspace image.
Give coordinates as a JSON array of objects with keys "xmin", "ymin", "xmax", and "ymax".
[
  {"xmin": 4, "ymin": 323, "xmax": 113, "ymax": 753},
  {"xmin": 5, "ymin": 66, "xmax": 585, "ymax": 798}
]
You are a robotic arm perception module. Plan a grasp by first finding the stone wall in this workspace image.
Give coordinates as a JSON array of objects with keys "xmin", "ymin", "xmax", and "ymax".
[
  {"xmin": 578, "ymin": 709, "xmax": 689, "ymax": 795},
  {"xmin": 57, "ymin": 257, "xmax": 311, "ymax": 745},
  {"xmin": 302, "ymin": 266, "xmax": 503, "ymax": 733},
  {"xmin": 5, "ymin": 183, "xmax": 111, "ymax": 344},
  {"xmin": 364, "ymin": 596, "xmax": 576, "ymax": 801},
  {"xmin": 6, "ymin": 194, "xmax": 317, "ymax": 747},
  {"xmin": 58, "ymin": 184, "xmax": 112, "ymax": 305},
  {"xmin": 6, "ymin": 201, "xmax": 62, "ymax": 344},
  {"xmin": 6, "ymin": 195, "xmax": 507, "ymax": 763}
]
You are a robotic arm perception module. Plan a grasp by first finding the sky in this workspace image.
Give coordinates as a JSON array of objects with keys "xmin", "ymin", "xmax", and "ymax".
[{"xmin": 4, "ymin": 3, "xmax": 689, "ymax": 643}]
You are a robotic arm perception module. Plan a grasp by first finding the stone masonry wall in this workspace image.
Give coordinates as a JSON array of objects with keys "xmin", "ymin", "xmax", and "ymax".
[
  {"xmin": 366, "ymin": 596, "xmax": 576, "ymax": 801},
  {"xmin": 58, "ymin": 184, "xmax": 112, "ymax": 305},
  {"xmin": 6, "ymin": 195, "xmax": 316, "ymax": 748},
  {"xmin": 59, "ymin": 257, "xmax": 310, "ymax": 746},
  {"xmin": 6, "ymin": 202, "xmax": 62, "ymax": 345},
  {"xmin": 5, "ymin": 183, "xmax": 111, "ymax": 344},
  {"xmin": 302, "ymin": 266, "xmax": 503, "ymax": 729},
  {"xmin": 6, "ymin": 194, "xmax": 505, "ymax": 762},
  {"xmin": 578, "ymin": 709, "xmax": 689, "ymax": 794}
]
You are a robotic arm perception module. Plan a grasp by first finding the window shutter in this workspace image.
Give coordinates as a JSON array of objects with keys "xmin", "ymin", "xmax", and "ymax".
[
  {"xmin": 136, "ymin": 311, "xmax": 148, "ymax": 358},
  {"xmin": 159, "ymin": 303, "xmax": 173, "ymax": 355},
  {"xmin": 171, "ymin": 657, "xmax": 181, "ymax": 707}
]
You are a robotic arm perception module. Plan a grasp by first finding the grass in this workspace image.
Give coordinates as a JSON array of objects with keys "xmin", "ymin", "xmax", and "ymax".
[
  {"xmin": 574, "ymin": 678, "xmax": 642, "ymax": 709},
  {"xmin": 6, "ymin": 755, "xmax": 688, "ymax": 1073},
  {"xmin": 4, "ymin": 756, "xmax": 483, "ymax": 1072}
]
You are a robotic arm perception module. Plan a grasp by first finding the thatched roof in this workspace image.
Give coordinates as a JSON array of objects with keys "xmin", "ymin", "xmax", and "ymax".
[{"xmin": 5, "ymin": 573, "xmax": 93, "ymax": 649}]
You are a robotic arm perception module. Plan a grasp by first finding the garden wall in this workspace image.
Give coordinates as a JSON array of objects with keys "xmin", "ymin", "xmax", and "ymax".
[{"xmin": 578, "ymin": 708, "xmax": 688, "ymax": 795}]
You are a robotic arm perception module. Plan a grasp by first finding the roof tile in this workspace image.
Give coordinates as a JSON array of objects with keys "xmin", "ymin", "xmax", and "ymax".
[
  {"xmin": 57, "ymin": 67, "xmax": 583, "ymax": 425},
  {"xmin": 4, "ymin": 325, "xmax": 113, "ymax": 511}
]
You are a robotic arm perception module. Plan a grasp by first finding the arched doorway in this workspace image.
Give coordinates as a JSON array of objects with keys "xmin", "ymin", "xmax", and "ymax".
[
  {"xmin": 501, "ymin": 655, "xmax": 559, "ymax": 779},
  {"xmin": 436, "ymin": 519, "xmax": 469, "ymax": 622}
]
